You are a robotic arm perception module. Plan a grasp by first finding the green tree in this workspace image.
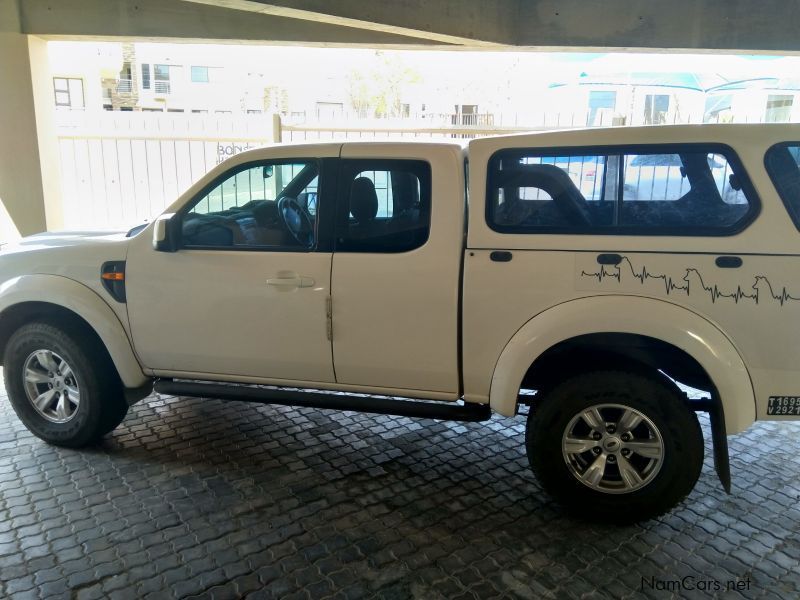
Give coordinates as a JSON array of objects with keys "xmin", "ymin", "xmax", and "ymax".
[{"xmin": 347, "ymin": 52, "xmax": 420, "ymax": 118}]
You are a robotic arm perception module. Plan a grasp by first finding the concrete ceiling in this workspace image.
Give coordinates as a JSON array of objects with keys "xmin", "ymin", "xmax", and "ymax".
[{"xmin": 12, "ymin": 0, "xmax": 800, "ymax": 53}]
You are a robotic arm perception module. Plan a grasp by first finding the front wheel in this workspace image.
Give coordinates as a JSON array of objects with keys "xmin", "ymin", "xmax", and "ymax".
[
  {"xmin": 526, "ymin": 370, "xmax": 704, "ymax": 523},
  {"xmin": 4, "ymin": 321, "xmax": 128, "ymax": 447}
]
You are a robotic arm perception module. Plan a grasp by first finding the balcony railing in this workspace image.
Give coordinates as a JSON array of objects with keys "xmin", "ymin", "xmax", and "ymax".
[
  {"xmin": 116, "ymin": 79, "xmax": 133, "ymax": 93},
  {"xmin": 154, "ymin": 81, "xmax": 171, "ymax": 95}
]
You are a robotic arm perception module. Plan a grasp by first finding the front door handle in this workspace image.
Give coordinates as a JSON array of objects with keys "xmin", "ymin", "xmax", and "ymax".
[{"xmin": 267, "ymin": 272, "xmax": 315, "ymax": 289}]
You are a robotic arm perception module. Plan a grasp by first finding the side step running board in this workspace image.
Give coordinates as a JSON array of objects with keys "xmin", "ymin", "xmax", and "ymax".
[{"xmin": 154, "ymin": 380, "xmax": 492, "ymax": 422}]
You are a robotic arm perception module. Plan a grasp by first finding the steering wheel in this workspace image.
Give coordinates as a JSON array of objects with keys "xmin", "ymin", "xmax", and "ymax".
[{"xmin": 277, "ymin": 196, "xmax": 314, "ymax": 247}]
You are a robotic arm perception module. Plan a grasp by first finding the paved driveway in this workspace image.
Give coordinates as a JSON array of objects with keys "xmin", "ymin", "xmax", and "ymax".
[{"xmin": 0, "ymin": 383, "xmax": 799, "ymax": 599}]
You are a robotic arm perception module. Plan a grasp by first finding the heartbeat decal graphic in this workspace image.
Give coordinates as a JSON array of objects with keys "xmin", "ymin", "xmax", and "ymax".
[{"xmin": 581, "ymin": 256, "xmax": 800, "ymax": 306}]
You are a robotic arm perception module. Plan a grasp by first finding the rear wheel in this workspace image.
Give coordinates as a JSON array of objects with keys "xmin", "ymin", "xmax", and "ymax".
[
  {"xmin": 4, "ymin": 321, "xmax": 128, "ymax": 447},
  {"xmin": 526, "ymin": 370, "xmax": 704, "ymax": 523}
]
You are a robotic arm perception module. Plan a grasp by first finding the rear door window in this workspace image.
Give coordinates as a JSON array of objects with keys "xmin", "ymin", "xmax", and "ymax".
[
  {"xmin": 487, "ymin": 145, "xmax": 757, "ymax": 235},
  {"xmin": 336, "ymin": 160, "xmax": 431, "ymax": 253},
  {"xmin": 765, "ymin": 143, "xmax": 800, "ymax": 230}
]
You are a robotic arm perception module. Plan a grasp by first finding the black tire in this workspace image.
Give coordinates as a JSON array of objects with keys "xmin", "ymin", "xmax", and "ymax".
[
  {"xmin": 526, "ymin": 370, "xmax": 704, "ymax": 523},
  {"xmin": 4, "ymin": 321, "xmax": 128, "ymax": 447}
]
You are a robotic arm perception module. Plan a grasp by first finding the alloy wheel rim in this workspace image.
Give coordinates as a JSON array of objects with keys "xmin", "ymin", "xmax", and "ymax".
[
  {"xmin": 561, "ymin": 403, "xmax": 664, "ymax": 494},
  {"xmin": 22, "ymin": 350, "xmax": 81, "ymax": 424}
]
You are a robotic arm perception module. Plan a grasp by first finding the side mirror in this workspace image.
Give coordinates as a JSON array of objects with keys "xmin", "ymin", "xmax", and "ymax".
[
  {"xmin": 263, "ymin": 165, "xmax": 274, "ymax": 179},
  {"xmin": 153, "ymin": 213, "xmax": 179, "ymax": 252}
]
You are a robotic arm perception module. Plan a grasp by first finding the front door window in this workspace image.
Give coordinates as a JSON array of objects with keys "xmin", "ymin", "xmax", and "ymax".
[{"xmin": 182, "ymin": 162, "xmax": 319, "ymax": 249}]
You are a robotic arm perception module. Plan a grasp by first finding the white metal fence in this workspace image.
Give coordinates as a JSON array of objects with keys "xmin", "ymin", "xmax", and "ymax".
[
  {"xmin": 53, "ymin": 109, "xmax": 787, "ymax": 230},
  {"xmin": 55, "ymin": 112, "xmax": 277, "ymax": 229},
  {"xmin": 54, "ymin": 111, "xmax": 546, "ymax": 229}
]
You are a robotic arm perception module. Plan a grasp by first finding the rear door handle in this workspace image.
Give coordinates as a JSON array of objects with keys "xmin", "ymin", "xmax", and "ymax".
[
  {"xmin": 715, "ymin": 256, "xmax": 742, "ymax": 269},
  {"xmin": 490, "ymin": 251, "xmax": 513, "ymax": 262},
  {"xmin": 267, "ymin": 273, "xmax": 315, "ymax": 289}
]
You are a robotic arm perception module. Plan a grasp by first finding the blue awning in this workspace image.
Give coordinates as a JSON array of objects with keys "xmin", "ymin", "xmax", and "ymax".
[{"xmin": 706, "ymin": 77, "xmax": 800, "ymax": 92}]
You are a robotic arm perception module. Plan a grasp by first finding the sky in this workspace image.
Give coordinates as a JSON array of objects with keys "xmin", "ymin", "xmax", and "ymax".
[
  {"xmin": 52, "ymin": 41, "xmax": 800, "ymax": 83},
  {"xmin": 48, "ymin": 41, "xmax": 800, "ymax": 118},
  {"xmin": 251, "ymin": 47, "xmax": 800, "ymax": 81}
]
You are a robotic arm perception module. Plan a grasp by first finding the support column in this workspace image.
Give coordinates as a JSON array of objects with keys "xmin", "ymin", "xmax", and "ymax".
[
  {"xmin": 271, "ymin": 113, "xmax": 283, "ymax": 143},
  {"xmin": 0, "ymin": 0, "xmax": 63, "ymax": 240}
]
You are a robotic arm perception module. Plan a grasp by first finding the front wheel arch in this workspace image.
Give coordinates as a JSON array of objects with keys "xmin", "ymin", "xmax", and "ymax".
[
  {"xmin": 0, "ymin": 275, "xmax": 148, "ymax": 389},
  {"xmin": 0, "ymin": 302, "xmax": 114, "ymax": 373}
]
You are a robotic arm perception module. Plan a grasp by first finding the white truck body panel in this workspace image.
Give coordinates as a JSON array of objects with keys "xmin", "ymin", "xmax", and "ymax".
[{"xmin": 465, "ymin": 124, "xmax": 800, "ymax": 428}]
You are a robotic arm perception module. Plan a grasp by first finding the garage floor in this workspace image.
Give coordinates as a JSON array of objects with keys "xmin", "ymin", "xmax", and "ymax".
[{"xmin": 1, "ymin": 382, "xmax": 799, "ymax": 600}]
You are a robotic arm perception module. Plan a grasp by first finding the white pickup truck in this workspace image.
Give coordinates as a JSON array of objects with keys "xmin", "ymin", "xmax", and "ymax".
[{"xmin": 2, "ymin": 124, "xmax": 800, "ymax": 522}]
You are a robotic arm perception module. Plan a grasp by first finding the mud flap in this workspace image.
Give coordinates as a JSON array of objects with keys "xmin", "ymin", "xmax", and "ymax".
[{"xmin": 695, "ymin": 395, "xmax": 731, "ymax": 493}]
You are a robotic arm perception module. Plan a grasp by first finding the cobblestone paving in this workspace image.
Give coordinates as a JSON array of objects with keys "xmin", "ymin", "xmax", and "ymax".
[{"xmin": 0, "ymin": 380, "xmax": 799, "ymax": 600}]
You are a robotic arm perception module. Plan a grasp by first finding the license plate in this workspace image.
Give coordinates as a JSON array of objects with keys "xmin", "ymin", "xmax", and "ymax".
[{"xmin": 767, "ymin": 396, "xmax": 800, "ymax": 416}]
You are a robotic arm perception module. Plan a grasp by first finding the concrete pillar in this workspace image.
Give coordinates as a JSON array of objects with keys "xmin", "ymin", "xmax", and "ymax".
[
  {"xmin": 271, "ymin": 113, "xmax": 283, "ymax": 143},
  {"xmin": 0, "ymin": 0, "xmax": 63, "ymax": 240}
]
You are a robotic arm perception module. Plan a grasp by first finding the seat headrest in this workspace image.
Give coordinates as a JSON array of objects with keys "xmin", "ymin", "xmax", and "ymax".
[
  {"xmin": 391, "ymin": 171, "xmax": 419, "ymax": 214},
  {"xmin": 350, "ymin": 177, "xmax": 378, "ymax": 223}
]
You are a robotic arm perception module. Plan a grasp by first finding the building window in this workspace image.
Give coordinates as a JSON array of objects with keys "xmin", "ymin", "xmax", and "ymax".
[
  {"xmin": 644, "ymin": 95, "xmax": 670, "ymax": 124},
  {"xmin": 588, "ymin": 91, "xmax": 617, "ymax": 125},
  {"xmin": 53, "ymin": 77, "xmax": 85, "ymax": 109},
  {"xmin": 154, "ymin": 64, "xmax": 170, "ymax": 80},
  {"xmin": 154, "ymin": 64, "xmax": 171, "ymax": 94},
  {"xmin": 191, "ymin": 66, "xmax": 209, "ymax": 83},
  {"xmin": 455, "ymin": 104, "xmax": 478, "ymax": 125},
  {"xmin": 766, "ymin": 94, "xmax": 794, "ymax": 123},
  {"xmin": 141, "ymin": 64, "xmax": 151, "ymax": 90},
  {"xmin": 115, "ymin": 62, "xmax": 133, "ymax": 93}
]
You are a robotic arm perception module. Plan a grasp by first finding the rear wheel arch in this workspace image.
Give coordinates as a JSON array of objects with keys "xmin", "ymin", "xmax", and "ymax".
[
  {"xmin": 489, "ymin": 295, "xmax": 755, "ymax": 433},
  {"xmin": 521, "ymin": 332, "xmax": 714, "ymax": 398}
]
